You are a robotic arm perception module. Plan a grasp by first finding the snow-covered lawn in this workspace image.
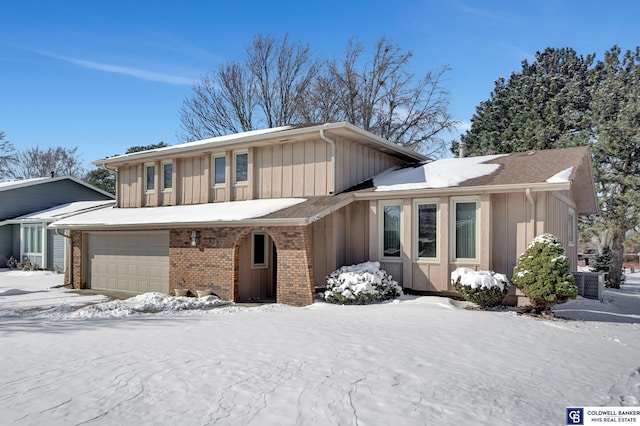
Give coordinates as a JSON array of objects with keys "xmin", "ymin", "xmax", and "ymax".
[{"xmin": 0, "ymin": 269, "xmax": 638, "ymax": 425}]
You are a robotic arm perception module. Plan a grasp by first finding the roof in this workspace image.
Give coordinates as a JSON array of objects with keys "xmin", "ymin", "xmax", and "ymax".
[
  {"xmin": 49, "ymin": 198, "xmax": 309, "ymax": 229},
  {"xmin": 6, "ymin": 200, "xmax": 115, "ymax": 224},
  {"xmin": 93, "ymin": 122, "xmax": 426, "ymax": 166},
  {"xmin": 0, "ymin": 175, "xmax": 114, "ymax": 199},
  {"xmin": 366, "ymin": 146, "xmax": 598, "ymax": 214}
]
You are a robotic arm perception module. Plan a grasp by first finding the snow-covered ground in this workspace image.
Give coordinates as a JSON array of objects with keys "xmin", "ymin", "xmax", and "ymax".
[{"xmin": 0, "ymin": 269, "xmax": 638, "ymax": 425}]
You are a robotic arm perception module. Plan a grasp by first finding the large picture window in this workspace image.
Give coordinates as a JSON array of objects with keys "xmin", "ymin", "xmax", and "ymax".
[
  {"xmin": 416, "ymin": 201, "xmax": 437, "ymax": 259},
  {"xmin": 22, "ymin": 225, "xmax": 43, "ymax": 257},
  {"xmin": 234, "ymin": 152, "xmax": 248, "ymax": 183},
  {"xmin": 454, "ymin": 200, "xmax": 478, "ymax": 260},
  {"xmin": 381, "ymin": 202, "xmax": 401, "ymax": 258},
  {"xmin": 145, "ymin": 163, "xmax": 155, "ymax": 192}
]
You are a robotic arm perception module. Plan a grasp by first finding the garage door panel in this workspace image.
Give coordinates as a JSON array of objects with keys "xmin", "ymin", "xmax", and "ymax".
[{"xmin": 88, "ymin": 232, "xmax": 169, "ymax": 294}]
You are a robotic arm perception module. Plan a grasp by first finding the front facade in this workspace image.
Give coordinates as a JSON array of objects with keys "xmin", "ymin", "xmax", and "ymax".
[{"xmin": 53, "ymin": 123, "xmax": 598, "ymax": 306}]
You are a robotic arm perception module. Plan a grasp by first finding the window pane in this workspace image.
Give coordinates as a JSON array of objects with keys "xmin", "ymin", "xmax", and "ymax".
[
  {"xmin": 146, "ymin": 165, "xmax": 155, "ymax": 191},
  {"xmin": 383, "ymin": 205, "xmax": 401, "ymax": 257},
  {"xmin": 23, "ymin": 227, "xmax": 30, "ymax": 252},
  {"xmin": 235, "ymin": 153, "xmax": 248, "ymax": 182},
  {"xmin": 214, "ymin": 156, "xmax": 226, "ymax": 184},
  {"xmin": 418, "ymin": 204, "xmax": 437, "ymax": 258},
  {"xmin": 36, "ymin": 227, "xmax": 42, "ymax": 253},
  {"xmin": 163, "ymin": 163, "xmax": 172, "ymax": 189},
  {"xmin": 253, "ymin": 233, "xmax": 266, "ymax": 266},
  {"xmin": 455, "ymin": 202, "xmax": 476, "ymax": 259}
]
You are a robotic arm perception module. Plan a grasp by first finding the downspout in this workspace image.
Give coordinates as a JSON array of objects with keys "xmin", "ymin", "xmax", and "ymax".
[
  {"xmin": 319, "ymin": 125, "xmax": 337, "ymax": 194},
  {"xmin": 525, "ymin": 188, "xmax": 537, "ymax": 239},
  {"xmin": 101, "ymin": 163, "xmax": 119, "ymax": 207}
]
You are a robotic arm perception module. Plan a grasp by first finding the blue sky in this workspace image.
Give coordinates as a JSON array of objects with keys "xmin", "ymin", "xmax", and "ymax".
[{"xmin": 1, "ymin": 0, "xmax": 638, "ymax": 170}]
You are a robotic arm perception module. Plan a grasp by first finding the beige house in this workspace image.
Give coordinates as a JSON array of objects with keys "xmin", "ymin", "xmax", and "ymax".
[{"xmin": 52, "ymin": 122, "xmax": 598, "ymax": 306}]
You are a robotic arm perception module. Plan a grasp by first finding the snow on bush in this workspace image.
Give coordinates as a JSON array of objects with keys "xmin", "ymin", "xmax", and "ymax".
[
  {"xmin": 324, "ymin": 261, "xmax": 402, "ymax": 304},
  {"xmin": 512, "ymin": 233, "xmax": 578, "ymax": 311},
  {"xmin": 451, "ymin": 267, "xmax": 510, "ymax": 308}
]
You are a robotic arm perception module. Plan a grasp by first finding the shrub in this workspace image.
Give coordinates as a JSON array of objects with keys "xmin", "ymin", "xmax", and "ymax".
[
  {"xmin": 512, "ymin": 233, "xmax": 578, "ymax": 311},
  {"xmin": 451, "ymin": 267, "xmax": 510, "ymax": 308},
  {"xmin": 324, "ymin": 261, "xmax": 402, "ymax": 304}
]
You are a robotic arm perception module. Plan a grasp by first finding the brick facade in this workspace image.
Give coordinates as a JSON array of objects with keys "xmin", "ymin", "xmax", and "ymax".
[{"xmin": 71, "ymin": 225, "xmax": 315, "ymax": 307}]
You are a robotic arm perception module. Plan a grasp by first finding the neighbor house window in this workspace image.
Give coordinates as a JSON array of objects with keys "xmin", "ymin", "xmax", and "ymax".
[
  {"xmin": 162, "ymin": 161, "xmax": 173, "ymax": 191},
  {"xmin": 252, "ymin": 231, "xmax": 268, "ymax": 268},
  {"xmin": 22, "ymin": 224, "xmax": 43, "ymax": 257},
  {"xmin": 234, "ymin": 151, "xmax": 248, "ymax": 184},
  {"xmin": 453, "ymin": 199, "xmax": 478, "ymax": 260},
  {"xmin": 145, "ymin": 163, "xmax": 155, "ymax": 192},
  {"xmin": 415, "ymin": 200, "xmax": 438, "ymax": 260},
  {"xmin": 380, "ymin": 201, "xmax": 402, "ymax": 259},
  {"xmin": 568, "ymin": 208, "xmax": 576, "ymax": 246},
  {"xmin": 213, "ymin": 154, "xmax": 226, "ymax": 185}
]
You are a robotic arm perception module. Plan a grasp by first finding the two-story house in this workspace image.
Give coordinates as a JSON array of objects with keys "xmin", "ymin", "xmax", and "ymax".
[{"xmin": 52, "ymin": 122, "xmax": 598, "ymax": 306}]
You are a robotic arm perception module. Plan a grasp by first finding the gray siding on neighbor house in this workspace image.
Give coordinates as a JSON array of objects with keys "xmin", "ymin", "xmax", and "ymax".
[
  {"xmin": 0, "ymin": 179, "xmax": 112, "ymax": 221},
  {"xmin": 0, "ymin": 225, "xmax": 13, "ymax": 267},
  {"xmin": 49, "ymin": 230, "xmax": 66, "ymax": 272}
]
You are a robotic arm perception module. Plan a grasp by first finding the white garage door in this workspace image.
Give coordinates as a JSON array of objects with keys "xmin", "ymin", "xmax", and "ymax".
[{"xmin": 88, "ymin": 232, "xmax": 169, "ymax": 294}]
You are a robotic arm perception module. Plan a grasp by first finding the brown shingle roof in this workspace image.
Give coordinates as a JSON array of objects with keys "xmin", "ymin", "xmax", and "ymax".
[{"xmin": 459, "ymin": 146, "xmax": 590, "ymax": 187}]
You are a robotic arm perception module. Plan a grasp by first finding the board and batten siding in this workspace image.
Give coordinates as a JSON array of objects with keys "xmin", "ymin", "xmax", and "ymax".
[
  {"xmin": 48, "ymin": 229, "xmax": 66, "ymax": 272},
  {"xmin": 178, "ymin": 155, "xmax": 210, "ymax": 205},
  {"xmin": 118, "ymin": 164, "xmax": 143, "ymax": 208},
  {"xmin": 545, "ymin": 191, "xmax": 578, "ymax": 269},
  {"xmin": 334, "ymin": 138, "xmax": 402, "ymax": 193}
]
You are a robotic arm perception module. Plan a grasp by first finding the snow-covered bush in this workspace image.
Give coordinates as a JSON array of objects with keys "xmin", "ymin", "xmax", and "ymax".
[
  {"xmin": 512, "ymin": 233, "xmax": 578, "ymax": 311},
  {"xmin": 324, "ymin": 261, "xmax": 402, "ymax": 304},
  {"xmin": 451, "ymin": 267, "xmax": 510, "ymax": 308}
]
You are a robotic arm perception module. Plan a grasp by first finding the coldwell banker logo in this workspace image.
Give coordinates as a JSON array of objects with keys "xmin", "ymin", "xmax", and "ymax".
[{"xmin": 566, "ymin": 408, "xmax": 584, "ymax": 425}]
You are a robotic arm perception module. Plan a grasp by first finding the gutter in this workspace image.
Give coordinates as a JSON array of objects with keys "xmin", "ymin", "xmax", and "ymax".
[
  {"xmin": 100, "ymin": 163, "xmax": 119, "ymax": 207},
  {"xmin": 319, "ymin": 125, "xmax": 337, "ymax": 194}
]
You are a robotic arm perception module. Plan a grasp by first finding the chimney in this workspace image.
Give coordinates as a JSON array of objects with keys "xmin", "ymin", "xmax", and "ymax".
[{"xmin": 459, "ymin": 142, "xmax": 466, "ymax": 158}]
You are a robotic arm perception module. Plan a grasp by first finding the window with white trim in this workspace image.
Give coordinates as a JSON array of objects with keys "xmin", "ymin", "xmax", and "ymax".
[
  {"xmin": 213, "ymin": 154, "xmax": 226, "ymax": 186},
  {"xmin": 415, "ymin": 200, "xmax": 438, "ymax": 260},
  {"xmin": 380, "ymin": 201, "xmax": 402, "ymax": 259},
  {"xmin": 452, "ymin": 198, "xmax": 479, "ymax": 261},
  {"xmin": 234, "ymin": 151, "xmax": 248, "ymax": 184},
  {"xmin": 568, "ymin": 208, "xmax": 576, "ymax": 246},
  {"xmin": 144, "ymin": 163, "xmax": 155, "ymax": 192},
  {"xmin": 252, "ymin": 231, "xmax": 268, "ymax": 268},
  {"xmin": 22, "ymin": 224, "xmax": 43, "ymax": 258},
  {"xmin": 161, "ymin": 161, "xmax": 173, "ymax": 191}
]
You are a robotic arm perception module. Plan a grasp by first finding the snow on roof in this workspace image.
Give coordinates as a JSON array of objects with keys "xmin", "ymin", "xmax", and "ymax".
[
  {"xmin": 12, "ymin": 200, "xmax": 115, "ymax": 222},
  {"xmin": 373, "ymin": 154, "xmax": 506, "ymax": 191},
  {"xmin": 0, "ymin": 177, "xmax": 48, "ymax": 190},
  {"xmin": 51, "ymin": 198, "xmax": 306, "ymax": 228},
  {"xmin": 98, "ymin": 126, "xmax": 293, "ymax": 163},
  {"xmin": 546, "ymin": 167, "xmax": 574, "ymax": 183}
]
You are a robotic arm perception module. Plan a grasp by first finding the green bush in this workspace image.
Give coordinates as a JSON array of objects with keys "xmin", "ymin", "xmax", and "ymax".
[
  {"xmin": 451, "ymin": 268, "xmax": 510, "ymax": 308},
  {"xmin": 324, "ymin": 261, "xmax": 402, "ymax": 305},
  {"xmin": 512, "ymin": 233, "xmax": 577, "ymax": 311}
]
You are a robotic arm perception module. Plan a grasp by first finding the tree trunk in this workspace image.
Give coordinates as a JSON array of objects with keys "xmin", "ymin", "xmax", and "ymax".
[{"xmin": 609, "ymin": 227, "xmax": 625, "ymax": 289}]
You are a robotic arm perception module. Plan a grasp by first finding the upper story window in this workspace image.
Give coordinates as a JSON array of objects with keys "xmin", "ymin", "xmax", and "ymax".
[
  {"xmin": 452, "ymin": 198, "xmax": 479, "ymax": 261},
  {"xmin": 234, "ymin": 151, "xmax": 248, "ymax": 184},
  {"xmin": 568, "ymin": 208, "xmax": 576, "ymax": 246},
  {"xmin": 213, "ymin": 154, "xmax": 226, "ymax": 186},
  {"xmin": 380, "ymin": 201, "xmax": 402, "ymax": 259},
  {"xmin": 162, "ymin": 161, "xmax": 173, "ymax": 191},
  {"xmin": 145, "ymin": 163, "xmax": 155, "ymax": 192},
  {"xmin": 415, "ymin": 200, "xmax": 438, "ymax": 260}
]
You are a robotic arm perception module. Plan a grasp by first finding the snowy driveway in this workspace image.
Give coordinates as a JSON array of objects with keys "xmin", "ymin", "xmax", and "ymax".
[{"xmin": 0, "ymin": 270, "xmax": 639, "ymax": 425}]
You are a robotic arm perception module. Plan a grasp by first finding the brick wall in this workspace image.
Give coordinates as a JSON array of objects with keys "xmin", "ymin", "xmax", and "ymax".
[{"xmin": 69, "ymin": 230, "xmax": 85, "ymax": 289}]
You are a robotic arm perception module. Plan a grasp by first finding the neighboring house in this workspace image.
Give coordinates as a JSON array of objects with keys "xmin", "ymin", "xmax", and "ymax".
[
  {"xmin": 0, "ymin": 176, "xmax": 115, "ymax": 270},
  {"xmin": 50, "ymin": 122, "xmax": 598, "ymax": 306}
]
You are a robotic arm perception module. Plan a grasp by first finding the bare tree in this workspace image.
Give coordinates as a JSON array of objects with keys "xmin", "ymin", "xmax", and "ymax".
[
  {"xmin": 10, "ymin": 146, "xmax": 85, "ymax": 179},
  {"xmin": 180, "ymin": 35, "xmax": 456, "ymax": 156},
  {"xmin": 180, "ymin": 34, "xmax": 320, "ymax": 141},
  {"xmin": 0, "ymin": 131, "xmax": 18, "ymax": 181},
  {"xmin": 323, "ymin": 37, "xmax": 456, "ymax": 155}
]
